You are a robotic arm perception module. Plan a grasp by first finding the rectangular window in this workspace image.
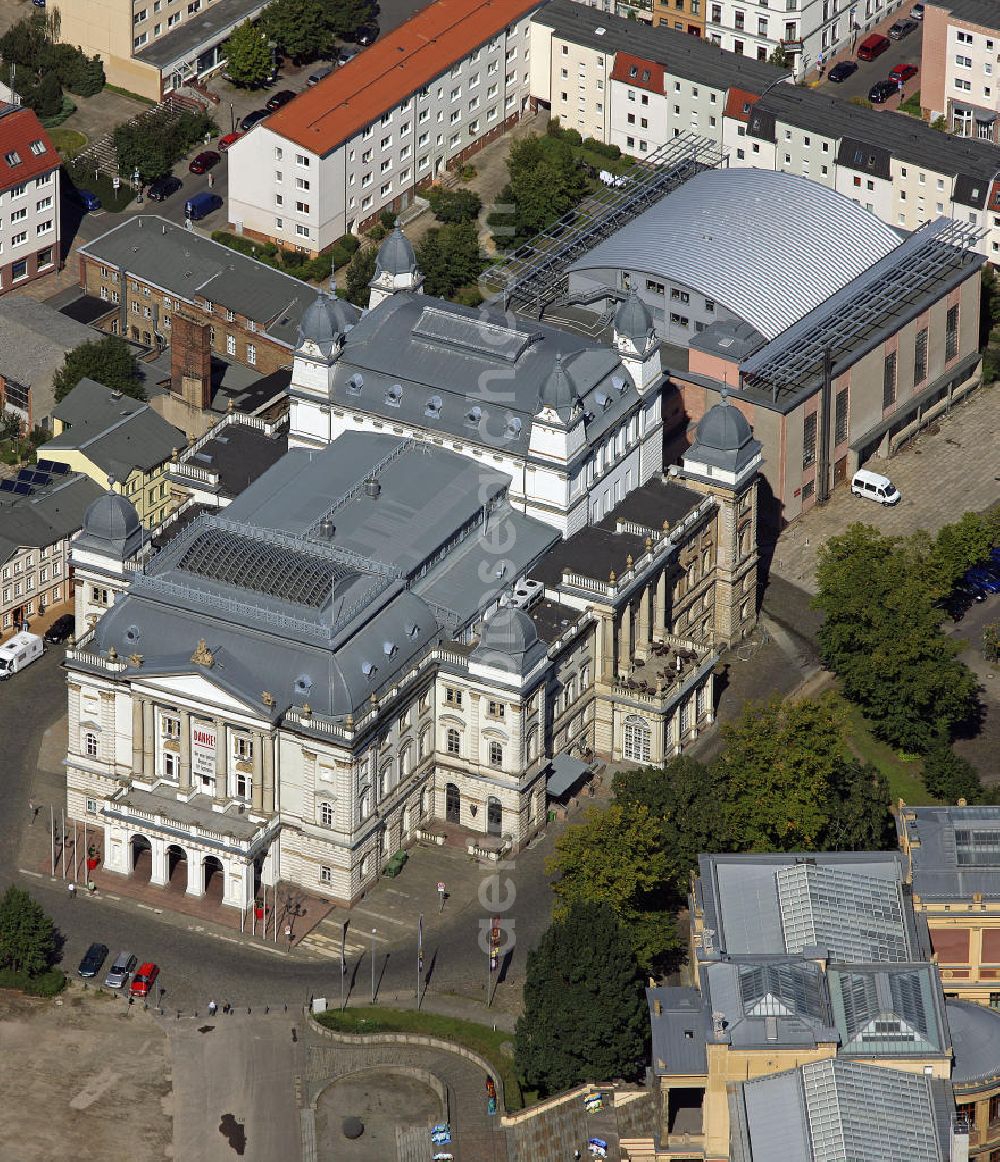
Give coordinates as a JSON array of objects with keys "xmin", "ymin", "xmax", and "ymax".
[
  {"xmin": 802, "ymin": 412, "xmax": 817, "ymax": 467},
  {"xmin": 226, "ymin": 334, "xmax": 236, "ymax": 356},
  {"xmin": 835, "ymin": 387, "xmax": 848, "ymax": 445},
  {"xmin": 487, "ymin": 700, "xmax": 506, "ymax": 719},
  {"xmin": 882, "ymin": 351, "xmax": 896, "ymax": 408},
  {"xmin": 945, "ymin": 304, "xmax": 959, "ymax": 360},
  {"xmin": 247, "ymin": 344, "xmax": 256, "ymax": 366},
  {"xmin": 445, "ymin": 686, "xmax": 462, "ymax": 707},
  {"xmin": 914, "ymin": 327, "xmax": 928, "ymax": 383}
]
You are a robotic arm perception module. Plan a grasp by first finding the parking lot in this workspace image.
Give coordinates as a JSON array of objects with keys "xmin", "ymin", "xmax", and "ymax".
[{"xmin": 812, "ymin": 0, "xmax": 924, "ymax": 106}]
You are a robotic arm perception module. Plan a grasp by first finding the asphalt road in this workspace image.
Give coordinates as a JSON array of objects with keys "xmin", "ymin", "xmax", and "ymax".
[{"xmin": 816, "ymin": 23, "xmax": 924, "ymax": 103}]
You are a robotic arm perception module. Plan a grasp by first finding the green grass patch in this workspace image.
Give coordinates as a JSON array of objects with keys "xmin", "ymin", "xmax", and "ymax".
[
  {"xmin": 48, "ymin": 127, "xmax": 88, "ymax": 158},
  {"xmin": 830, "ymin": 690, "xmax": 936, "ymax": 805},
  {"xmin": 104, "ymin": 83, "xmax": 157, "ymax": 106},
  {"xmin": 899, "ymin": 89, "xmax": 922, "ymax": 117},
  {"xmin": 0, "ymin": 968, "xmax": 67, "ymax": 997},
  {"xmin": 314, "ymin": 1006, "xmax": 524, "ymax": 1110}
]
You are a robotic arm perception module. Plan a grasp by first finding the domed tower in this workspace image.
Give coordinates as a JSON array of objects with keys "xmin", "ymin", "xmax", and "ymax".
[
  {"xmin": 71, "ymin": 490, "xmax": 147, "ymax": 633},
  {"xmin": 289, "ymin": 290, "xmax": 359, "ymax": 449},
  {"xmin": 680, "ymin": 392, "xmax": 763, "ymax": 645},
  {"xmin": 528, "ymin": 353, "xmax": 586, "ymax": 469},
  {"xmin": 368, "ymin": 224, "xmax": 423, "ymax": 309},
  {"xmin": 613, "ymin": 291, "xmax": 660, "ymax": 395}
]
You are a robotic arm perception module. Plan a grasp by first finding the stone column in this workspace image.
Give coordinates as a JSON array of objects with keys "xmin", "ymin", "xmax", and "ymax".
[
  {"xmin": 222, "ymin": 856, "xmax": 253, "ymax": 909},
  {"xmin": 215, "ymin": 724, "xmax": 227, "ymax": 800},
  {"xmin": 251, "ymin": 731, "xmax": 264, "ymax": 811},
  {"xmin": 185, "ymin": 850, "xmax": 205, "ymax": 898},
  {"xmin": 179, "ymin": 711, "xmax": 192, "ymax": 792},
  {"xmin": 617, "ymin": 604, "xmax": 633, "ymax": 676},
  {"xmin": 262, "ymin": 736, "xmax": 275, "ymax": 814},
  {"xmin": 132, "ymin": 698, "xmax": 144, "ymax": 774},
  {"xmin": 597, "ymin": 612, "xmax": 616, "ymax": 685},
  {"xmin": 636, "ymin": 586, "xmax": 650, "ymax": 659},
  {"xmin": 142, "ymin": 700, "xmax": 155, "ymax": 777},
  {"xmin": 150, "ymin": 837, "xmax": 169, "ymax": 887},
  {"xmin": 654, "ymin": 571, "xmax": 667, "ymax": 638}
]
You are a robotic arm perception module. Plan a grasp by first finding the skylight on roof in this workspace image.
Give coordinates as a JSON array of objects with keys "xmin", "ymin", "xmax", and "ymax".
[
  {"xmin": 29, "ymin": 139, "xmax": 45, "ymax": 156},
  {"xmin": 4, "ymin": 150, "xmax": 21, "ymax": 167}
]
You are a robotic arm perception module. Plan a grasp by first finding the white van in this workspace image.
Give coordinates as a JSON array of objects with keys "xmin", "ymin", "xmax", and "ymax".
[
  {"xmin": 851, "ymin": 468, "xmax": 901, "ymax": 505},
  {"xmin": 0, "ymin": 631, "xmax": 44, "ymax": 679}
]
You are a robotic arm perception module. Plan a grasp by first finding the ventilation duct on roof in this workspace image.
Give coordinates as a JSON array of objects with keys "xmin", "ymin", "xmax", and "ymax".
[
  {"xmin": 319, "ymin": 518, "xmax": 335, "ymax": 538},
  {"xmin": 364, "ymin": 478, "xmax": 381, "ymax": 499}
]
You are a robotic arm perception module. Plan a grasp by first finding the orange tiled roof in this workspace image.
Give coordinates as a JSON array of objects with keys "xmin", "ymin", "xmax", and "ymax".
[
  {"xmin": 610, "ymin": 52, "xmax": 665, "ymax": 93},
  {"xmin": 0, "ymin": 105, "xmax": 59, "ymax": 193},
  {"xmin": 724, "ymin": 87, "xmax": 761, "ymax": 122},
  {"xmin": 264, "ymin": 0, "xmax": 543, "ymax": 156}
]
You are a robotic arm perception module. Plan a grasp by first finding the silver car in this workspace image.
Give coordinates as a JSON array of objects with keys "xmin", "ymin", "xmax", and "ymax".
[{"xmin": 104, "ymin": 951, "xmax": 137, "ymax": 989}]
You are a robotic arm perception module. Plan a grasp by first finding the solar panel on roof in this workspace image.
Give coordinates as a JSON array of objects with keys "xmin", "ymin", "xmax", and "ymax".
[
  {"xmin": 49, "ymin": 461, "xmax": 69, "ymax": 474},
  {"xmin": 0, "ymin": 480, "xmax": 15, "ymax": 492},
  {"xmin": 30, "ymin": 472, "xmax": 51, "ymax": 487},
  {"xmin": 35, "ymin": 459, "xmax": 56, "ymax": 473},
  {"xmin": 13, "ymin": 482, "xmax": 32, "ymax": 496},
  {"xmin": 17, "ymin": 468, "xmax": 34, "ymax": 483}
]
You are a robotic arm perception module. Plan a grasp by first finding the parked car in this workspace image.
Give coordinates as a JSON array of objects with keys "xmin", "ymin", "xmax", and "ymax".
[
  {"xmin": 77, "ymin": 942, "xmax": 109, "ymax": 979},
  {"xmin": 346, "ymin": 24, "xmax": 379, "ymax": 45},
  {"xmin": 306, "ymin": 64, "xmax": 334, "ymax": 86},
  {"xmin": 990, "ymin": 546, "xmax": 1000, "ymax": 568},
  {"xmin": 74, "ymin": 188, "xmax": 101, "ymax": 212},
  {"xmin": 146, "ymin": 174, "xmax": 182, "ymax": 202},
  {"xmin": 336, "ymin": 47, "xmax": 358, "ymax": 66},
  {"xmin": 868, "ymin": 78, "xmax": 900, "ymax": 104},
  {"xmin": 104, "ymin": 951, "xmax": 138, "ymax": 990},
  {"xmin": 828, "ymin": 61, "xmax": 858, "ymax": 82},
  {"xmin": 912, "ymin": 2, "xmax": 925, "ymax": 18},
  {"xmin": 965, "ymin": 565, "xmax": 1000, "ymax": 595},
  {"xmin": 857, "ymin": 33, "xmax": 891, "ymax": 60},
  {"xmin": 889, "ymin": 62, "xmax": 919, "ymax": 84},
  {"xmin": 184, "ymin": 191, "xmax": 223, "ymax": 221},
  {"xmin": 265, "ymin": 89, "xmax": 296, "ymax": 112},
  {"xmin": 218, "ymin": 131, "xmax": 244, "ymax": 151},
  {"xmin": 239, "ymin": 109, "xmax": 269, "ymax": 131},
  {"xmin": 130, "ymin": 962, "xmax": 160, "ymax": 998},
  {"xmin": 188, "ymin": 150, "xmax": 220, "ymax": 175},
  {"xmin": 889, "ymin": 17, "xmax": 918, "ymax": 38},
  {"xmin": 44, "ymin": 614, "xmax": 75, "ymax": 643}
]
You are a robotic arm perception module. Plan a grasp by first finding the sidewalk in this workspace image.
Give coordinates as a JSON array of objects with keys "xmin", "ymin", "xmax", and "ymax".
[{"xmin": 0, "ymin": 597, "xmax": 74, "ymax": 647}]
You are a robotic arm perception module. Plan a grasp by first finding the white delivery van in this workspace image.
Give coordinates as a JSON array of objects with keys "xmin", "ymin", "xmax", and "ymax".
[
  {"xmin": 0, "ymin": 631, "xmax": 44, "ymax": 679},
  {"xmin": 851, "ymin": 468, "xmax": 901, "ymax": 505}
]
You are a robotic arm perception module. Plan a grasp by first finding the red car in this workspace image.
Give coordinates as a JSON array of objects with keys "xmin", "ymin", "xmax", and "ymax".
[
  {"xmin": 189, "ymin": 150, "xmax": 221, "ymax": 175},
  {"xmin": 218, "ymin": 132, "xmax": 243, "ymax": 152},
  {"xmin": 889, "ymin": 62, "xmax": 919, "ymax": 84},
  {"xmin": 129, "ymin": 962, "xmax": 159, "ymax": 998}
]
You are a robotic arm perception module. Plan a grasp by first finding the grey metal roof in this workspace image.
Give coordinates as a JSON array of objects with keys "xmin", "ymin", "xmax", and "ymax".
[
  {"xmin": 174, "ymin": 420, "xmax": 288, "ymax": 500},
  {"xmin": 697, "ymin": 853, "xmax": 909, "ymax": 959},
  {"xmin": 569, "ymin": 169, "xmax": 900, "ymax": 340},
  {"xmin": 0, "ymin": 472, "xmax": 104, "ymax": 567},
  {"xmin": 753, "ymin": 86, "xmax": 1000, "ymax": 196},
  {"xmin": 534, "ymin": 0, "xmax": 785, "ymax": 92},
  {"xmin": 946, "ymin": 1000, "xmax": 1000, "ymax": 1085},
  {"xmin": 317, "ymin": 292, "xmax": 638, "ymax": 460},
  {"xmin": 827, "ymin": 963, "xmax": 948, "ymax": 1057},
  {"xmin": 734, "ymin": 1059, "xmax": 950, "ymax": 1162},
  {"xmin": 928, "ymin": 0, "xmax": 1000, "ymax": 26},
  {"xmin": 42, "ymin": 378, "xmax": 184, "ymax": 480},
  {"xmin": 135, "ymin": 0, "xmax": 268, "ymax": 68},
  {"xmin": 0, "ymin": 297, "xmax": 100, "ymax": 421},
  {"xmin": 647, "ymin": 986, "xmax": 709, "ymax": 1076},
  {"xmin": 546, "ymin": 753, "xmax": 590, "ymax": 798},
  {"xmin": 78, "ymin": 217, "xmax": 318, "ymax": 349},
  {"xmin": 900, "ymin": 805, "xmax": 1000, "ymax": 901}
]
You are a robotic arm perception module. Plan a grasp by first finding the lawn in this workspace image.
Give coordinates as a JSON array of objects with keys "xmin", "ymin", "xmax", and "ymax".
[
  {"xmin": 831, "ymin": 690, "xmax": 937, "ymax": 805},
  {"xmin": 314, "ymin": 1006, "xmax": 524, "ymax": 1110},
  {"xmin": 899, "ymin": 89, "xmax": 922, "ymax": 117},
  {"xmin": 48, "ymin": 128, "xmax": 88, "ymax": 159}
]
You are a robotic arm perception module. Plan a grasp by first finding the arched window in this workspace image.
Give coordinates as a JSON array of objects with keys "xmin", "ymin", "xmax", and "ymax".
[
  {"xmin": 623, "ymin": 714, "xmax": 651, "ymax": 763},
  {"xmin": 739, "ymin": 522, "xmax": 752, "ymax": 558},
  {"xmin": 526, "ymin": 726, "xmax": 539, "ymax": 763},
  {"xmin": 446, "ymin": 728, "xmax": 461, "ymax": 756},
  {"xmin": 85, "ymin": 731, "xmax": 98, "ymax": 758},
  {"xmin": 399, "ymin": 744, "xmax": 412, "ymax": 780},
  {"xmin": 419, "ymin": 726, "xmax": 431, "ymax": 760},
  {"xmin": 379, "ymin": 765, "xmax": 391, "ymax": 799},
  {"xmin": 319, "ymin": 801, "xmax": 335, "ymax": 827},
  {"xmin": 359, "ymin": 788, "xmax": 371, "ymax": 821}
]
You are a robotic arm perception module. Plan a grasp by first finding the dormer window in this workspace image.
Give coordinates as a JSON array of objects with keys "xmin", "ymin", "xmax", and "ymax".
[
  {"xmin": 362, "ymin": 661, "xmax": 377, "ymax": 677},
  {"xmin": 425, "ymin": 394, "xmax": 442, "ymax": 418},
  {"xmin": 641, "ymin": 70, "xmax": 650, "ymax": 81},
  {"xmin": 595, "ymin": 391, "xmax": 612, "ymax": 411},
  {"xmin": 612, "ymin": 375, "xmax": 627, "ymax": 395},
  {"xmin": 4, "ymin": 151, "xmax": 21, "ymax": 167},
  {"xmin": 29, "ymin": 140, "xmax": 46, "ymax": 156},
  {"xmin": 465, "ymin": 405, "xmax": 482, "ymax": 426},
  {"xmin": 386, "ymin": 384, "xmax": 402, "ymax": 407},
  {"xmin": 629, "ymin": 65, "xmax": 638, "ymax": 77},
  {"xmin": 504, "ymin": 416, "xmax": 522, "ymax": 439},
  {"xmin": 348, "ymin": 373, "xmax": 363, "ymax": 395},
  {"xmin": 383, "ymin": 641, "xmax": 396, "ymax": 656}
]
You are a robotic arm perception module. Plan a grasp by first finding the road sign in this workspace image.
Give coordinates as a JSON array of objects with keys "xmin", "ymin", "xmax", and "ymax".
[{"xmin": 112, "ymin": 176, "xmax": 120, "ymax": 190}]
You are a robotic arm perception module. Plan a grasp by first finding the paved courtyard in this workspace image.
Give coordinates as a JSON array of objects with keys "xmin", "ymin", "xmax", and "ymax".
[{"xmin": 771, "ymin": 385, "xmax": 1000, "ymax": 593}]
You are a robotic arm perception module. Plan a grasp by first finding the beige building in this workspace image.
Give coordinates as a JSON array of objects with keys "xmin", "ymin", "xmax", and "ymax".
[{"xmin": 921, "ymin": 0, "xmax": 1000, "ymax": 143}]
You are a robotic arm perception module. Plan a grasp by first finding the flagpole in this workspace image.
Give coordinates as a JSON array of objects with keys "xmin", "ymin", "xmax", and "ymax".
[
  {"xmin": 341, "ymin": 921, "xmax": 347, "ymax": 1012},
  {"xmin": 417, "ymin": 912, "xmax": 423, "ymax": 1009}
]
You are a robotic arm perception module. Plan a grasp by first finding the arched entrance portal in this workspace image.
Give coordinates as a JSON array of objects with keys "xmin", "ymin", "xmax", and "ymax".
[
  {"xmin": 166, "ymin": 844, "xmax": 187, "ymax": 892},
  {"xmin": 445, "ymin": 782, "xmax": 461, "ymax": 824},
  {"xmin": 487, "ymin": 797, "xmax": 502, "ymax": 837},
  {"xmin": 204, "ymin": 855, "xmax": 224, "ymax": 901},
  {"xmin": 131, "ymin": 834, "xmax": 152, "ymax": 882}
]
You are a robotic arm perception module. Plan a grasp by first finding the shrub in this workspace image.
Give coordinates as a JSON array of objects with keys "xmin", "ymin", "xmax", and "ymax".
[
  {"xmin": 335, "ymin": 233, "xmax": 360, "ymax": 256},
  {"xmin": 0, "ymin": 968, "xmax": 65, "ymax": 995},
  {"xmin": 282, "ymin": 249, "xmax": 306, "ymax": 268},
  {"xmin": 922, "ymin": 742, "xmax": 982, "ymax": 802},
  {"xmin": 427, "ymin": 187, "xmax": 482, "ymax": 224},
  {"xmin": 300, "ymin": 252, "xmax": 333, "ymax": 281},
  {"xmin": 379, "ymin": 209, "xmax": 395, "ymax": 230},
  {"xmin": 582, "ymin": 136, "xmax": 621, "ymax": 160}
]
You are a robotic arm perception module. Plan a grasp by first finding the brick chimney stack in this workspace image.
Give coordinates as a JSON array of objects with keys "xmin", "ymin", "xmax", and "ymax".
[{"xmin": 170, "ymin": 312, "xmax": 212, "ymax": 411}]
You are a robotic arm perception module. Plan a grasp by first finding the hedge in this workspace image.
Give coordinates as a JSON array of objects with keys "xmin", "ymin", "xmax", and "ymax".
[{"xmin": 0, "ymin": 968, "xmax": 67, "ymax": 997}]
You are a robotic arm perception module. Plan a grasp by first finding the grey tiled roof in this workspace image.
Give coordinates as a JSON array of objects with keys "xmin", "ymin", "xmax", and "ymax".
[
  {"xmin": 926, "ymin": 0, "xmax": 1000, "ymax": 28},
  {"xmin": 0, "ymin": 298, "xmax": 100, "ymax": 421},
  {"xmin": 899, "ymin": 805, "xmax": 1000, "ymax": 901},
  {"xmin": 43, "ymin": 379, "xmax": 184, "ymax": 481},
  {"xmin": 0, "ymin": 472, "xmax": 104, "ymax": 567},
  {"xmin": 78, "ymin": 217, "xmax": 323, "ymax": 350}
]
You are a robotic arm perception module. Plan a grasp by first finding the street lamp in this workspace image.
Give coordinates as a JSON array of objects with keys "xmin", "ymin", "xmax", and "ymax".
[
  {"xmin": 133, "ymin": 166, "xmax": 143, "ymax": 203},
  {"xmin": 370, "ymin": 928, "xmax": 377, "ymax": 1004}
]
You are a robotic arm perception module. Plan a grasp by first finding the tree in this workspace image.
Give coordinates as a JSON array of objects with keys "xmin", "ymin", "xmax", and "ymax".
[
  {"xmin": 24, "ymin": 71, "xmax": 62, "ymax": 119},
  {"xmin": 225, "ymin": 20, "xmax": 273, "ymax": 88},
  {"xmin": 415, "ymin": 221, "xmax": 484, "ymax": 299},
  {"xmin": 985, "ymin": 621, "xmax": 1000, "ymax": 664},
  {"xmin": 514, "ymin": 902, "xmax": 648, "ymax": 1097},
  {"xmin": 489, "ymin": 134, "xmax": 588, "ymax": 250},
  {"xmin": 768, "ymin": 43, "xmax": 790, "ymax": 68},
  {"xmin": 923, "ymin": 511, "xmax": 1000, "ymax": 596},
  {"xmin": 427, "ymin": 187, "xmax": 482, "ymax": 224},
  {"xmin": 343, "ymin": 245, "xmax": 377, "ymax": 306},
  {"xmin": 922, "ymin": 742, "xmax": 983, "ymax": 803},
  {"xmin": 324, "ymin": 0, "xmax": 376, "ymax": 38},
  {"xmin": 547, "ymin": 803, "xmax": 679, "ymax": 971},
  {"xmin": 0, "ymin": 887, "xmax": 56, "ymax": 976},
  {"xmin": 114, "ymin": 107, "xmax": 216, "ymax": 183},
  {"xmin": 614, "ymin": 756, "xmax": 725, "ymax": 896},
  {"xmin": 824, "ymin": 761, "xmax": 894, "ymax": 851},
  {"xmin": 53, "ymin": 336, "xmax": 145, "ymax": 403},
  {"xmin": 261, "ymin": 0, "xmax": 333, "ymax": 62}
]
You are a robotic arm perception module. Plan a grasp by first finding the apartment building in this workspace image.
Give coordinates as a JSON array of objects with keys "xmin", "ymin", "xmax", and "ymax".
[
  {"xmin": 922, "ymin": 0, "xmax": 1000, "ymax": 143},
  {"xmin": 54, "ymin": 0, "xmax": 269, "ymax": 101},
  {"xmin": 0, "ymin": 467, "xmax": 101, "ymax": 637},
  {"xmin": 530, "ymin": 0, "xmax": 1000, "ymax": 259},
  {"xmin": 228, "ymin": 0, "xmax": 541, "ymax": 251},
  {"xmin": 0, "ymin": 104, "xmax": 60, "ymax": 296}
]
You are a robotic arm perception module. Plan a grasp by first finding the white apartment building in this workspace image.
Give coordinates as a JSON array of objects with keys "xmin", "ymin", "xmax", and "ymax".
[
  {"xmin": 921, "ymin": 0, "xmax": 1000, "ymax": 143},
  {"xmin": 227, "ymin": 0, "xmax": 541, "ymax": 251},
  {"xmin": 0, "ymin": 104, "xmax": 61, "ymax": 296}
]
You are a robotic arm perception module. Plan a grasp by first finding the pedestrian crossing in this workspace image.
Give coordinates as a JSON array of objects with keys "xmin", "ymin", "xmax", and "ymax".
[{"xmin": 298, "ymin": 913, "xmax": 393, "ymax": 960}]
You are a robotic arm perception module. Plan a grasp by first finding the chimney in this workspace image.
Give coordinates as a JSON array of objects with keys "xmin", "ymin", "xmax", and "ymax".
[{"xmin": 170, "ymin": 312, "xmax": 212, "ymax": 411}]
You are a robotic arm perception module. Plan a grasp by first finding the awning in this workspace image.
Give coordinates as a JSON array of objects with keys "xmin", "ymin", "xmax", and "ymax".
[{"xmin": 546, "ymin": 753, "xmax": 591, "ymax": 798}]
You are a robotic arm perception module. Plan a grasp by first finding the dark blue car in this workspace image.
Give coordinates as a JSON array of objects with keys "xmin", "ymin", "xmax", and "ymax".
[
  {"xmin": 965, "ymin": 565, "xmax": 1000, "ymax": 595},
  {"xmin": 75, "ymin": 189, "xmax": 101, "ymax": 211}
]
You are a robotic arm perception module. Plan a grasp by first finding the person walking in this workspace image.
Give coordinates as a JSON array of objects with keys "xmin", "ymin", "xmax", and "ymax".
[
  {"xmin": 208, "ymin": 999, "xmax": 218, "ymax": 1016},
  {"xmin": 67, "ymin": 881, "xmax": 76, "ymax": 898}
]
